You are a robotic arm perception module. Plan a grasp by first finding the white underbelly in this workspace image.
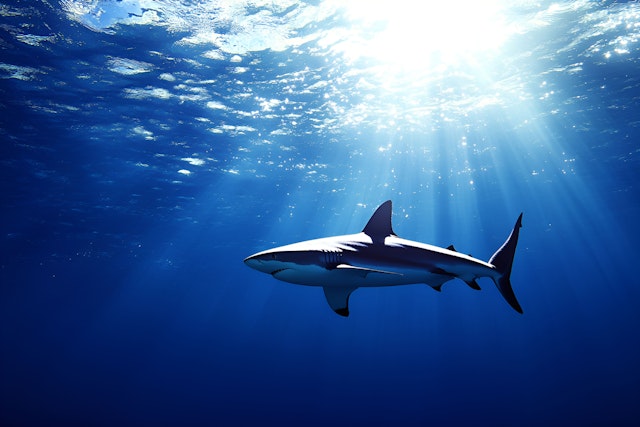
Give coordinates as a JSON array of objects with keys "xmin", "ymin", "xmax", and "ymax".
[{"xmin": 272, "ymin": 265, "xmax": 438, "ymax": 288}]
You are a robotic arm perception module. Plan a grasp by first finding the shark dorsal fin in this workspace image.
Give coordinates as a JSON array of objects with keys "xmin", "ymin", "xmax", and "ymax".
[{"xmin": 362, "ymin": 200, "xmax": 395, "ymax": 242}]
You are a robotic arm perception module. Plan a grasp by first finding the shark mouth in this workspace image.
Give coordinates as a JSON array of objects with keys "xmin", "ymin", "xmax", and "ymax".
[{"xmin": 270, "ymin": 268, "xmax": 288, "ymax": 276}]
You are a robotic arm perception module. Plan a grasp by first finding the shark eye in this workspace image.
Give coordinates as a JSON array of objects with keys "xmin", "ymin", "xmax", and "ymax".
[{"xmin": 271, "ymin": 254, "xmax": 277, "ymax": 260}]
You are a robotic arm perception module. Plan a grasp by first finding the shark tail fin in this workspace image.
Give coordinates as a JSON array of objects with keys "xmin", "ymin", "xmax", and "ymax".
[{"xmin": 489, "ymin": 213, "xmax": 524, "ymax": 314}]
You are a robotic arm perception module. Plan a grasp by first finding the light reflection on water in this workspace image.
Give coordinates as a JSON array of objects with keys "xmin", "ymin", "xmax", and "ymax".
[{"xmin": 53, "ymin": 0, "xmax": 640, "ymax": 135}]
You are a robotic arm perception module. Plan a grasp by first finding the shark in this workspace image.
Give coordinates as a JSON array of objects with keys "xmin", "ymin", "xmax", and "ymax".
[{"xmin": 244, "ymin": 200, "xmax": 523, "ymax": 316}]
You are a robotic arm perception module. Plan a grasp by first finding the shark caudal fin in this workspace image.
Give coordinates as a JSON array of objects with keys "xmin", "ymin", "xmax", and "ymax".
[{"xmin": 489, "ymin": 213, "xmax": 524, "ymax": 314}]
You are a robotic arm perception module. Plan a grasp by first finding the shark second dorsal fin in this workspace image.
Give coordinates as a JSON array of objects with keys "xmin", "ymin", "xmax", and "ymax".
[{"xmin": 362, "ymin": 200, "xmax": 395, "ymax": 243}]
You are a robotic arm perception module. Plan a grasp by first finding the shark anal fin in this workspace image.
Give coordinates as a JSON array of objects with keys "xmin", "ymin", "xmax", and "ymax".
[
  {"xmin": 465, "ymin": 279, "xmax": 481, "ymax": 290},
  {"xmin": 334, "ymin": 264, "xmax": 402, "ymax": 277},
  {"xmin": 323, "ymin": 286, "xmax": 358, "ymax": 317}
]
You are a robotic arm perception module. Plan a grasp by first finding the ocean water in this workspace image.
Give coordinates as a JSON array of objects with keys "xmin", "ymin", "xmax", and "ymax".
[{"xmin": 1, "ymin": 1, "xmax": 639, "ymax": 426}]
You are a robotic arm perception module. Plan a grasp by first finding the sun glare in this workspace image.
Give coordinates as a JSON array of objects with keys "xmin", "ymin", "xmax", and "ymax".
[{"xmin": 332, "ymin": 0, "xmax": 513, "ymax": 70}]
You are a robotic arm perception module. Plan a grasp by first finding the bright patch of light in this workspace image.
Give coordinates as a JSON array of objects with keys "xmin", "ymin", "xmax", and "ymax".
[
  {"xmin": 0, "ymin": 63, "xmax": 40, "ymax": 80},
  {"xmin": 132, "ymin": 126, "xmax": 154, "ymax": 140},
  {"xmin": 182, "ymin": 157, "xmax": 205, "ymax": 166},
  {"xmin": 206, "ymin": 101, "xmax": 228, "ymax": 110},
  {"xmin": 124, "ymin": 87, "xmax": 172, "ymax": 100},
  {"xmin": 159, "ymin": 73, "xmax": 176, "ymax": 82},
  {"xmin": 257, "ymin": 97, "xmax": 283, "ymax": 112},
  {"xmin": 331, "ymin": 0, "xmax": 513, "ymax": 69},
  {"xmin": 203, "ymin": 50, "xmax": 225, "ymax": 60},
  {"xmin": 106, "ymin": 56, "xmax": 153, "ymax": 75}
]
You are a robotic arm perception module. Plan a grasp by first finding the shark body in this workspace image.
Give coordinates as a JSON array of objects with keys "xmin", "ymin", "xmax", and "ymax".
[{"xmin": 244, "ymin": 201, "xmax": 523, "ymax": 316}]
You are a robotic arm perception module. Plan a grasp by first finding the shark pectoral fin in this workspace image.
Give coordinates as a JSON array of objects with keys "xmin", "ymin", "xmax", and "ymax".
[
  {"xmin": 323, "ymin": 286, "xmax": 358, "ymax": 317},
  {"xmin": 335, "ymin": 264, "xmax": 402, "ymax": 277}
]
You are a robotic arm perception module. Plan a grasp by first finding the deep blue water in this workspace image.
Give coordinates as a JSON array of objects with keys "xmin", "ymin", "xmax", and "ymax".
[{"xmin": 2, "ymin": 1, "xmax": 640, "ymax": 426}]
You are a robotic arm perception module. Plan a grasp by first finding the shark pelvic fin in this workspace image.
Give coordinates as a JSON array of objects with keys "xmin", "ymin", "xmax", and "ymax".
[
  {"xmin": 362, "ymin": 200, "xmax": 395, "ymax": 243},
  {"xmin": 323, "ymin": 286, "xmax": 358, "ymax": 317}
]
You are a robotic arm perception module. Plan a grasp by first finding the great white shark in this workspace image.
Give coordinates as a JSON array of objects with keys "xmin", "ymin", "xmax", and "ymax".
[{"xmin": 244, "ymin": 201, "xmax": 523, "ymax": 316}]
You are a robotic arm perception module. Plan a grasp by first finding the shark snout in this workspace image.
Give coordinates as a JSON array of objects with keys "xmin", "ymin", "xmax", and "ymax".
[
  {"xmin": 244, "ymin": 251, "xmax": 294, "ymax": 278},
  {"xmin": 244, "ymin": 253, "xmax": 277, "ymax": 274},
  {"xmin": 244, "ymin": 254, "xmax": 262, "ymax": 269}
]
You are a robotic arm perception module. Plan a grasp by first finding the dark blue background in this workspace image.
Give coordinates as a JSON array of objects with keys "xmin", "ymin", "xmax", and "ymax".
[{"xmin": 2, "ymin": 1, "xmax": 639, "ymax": 426}]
